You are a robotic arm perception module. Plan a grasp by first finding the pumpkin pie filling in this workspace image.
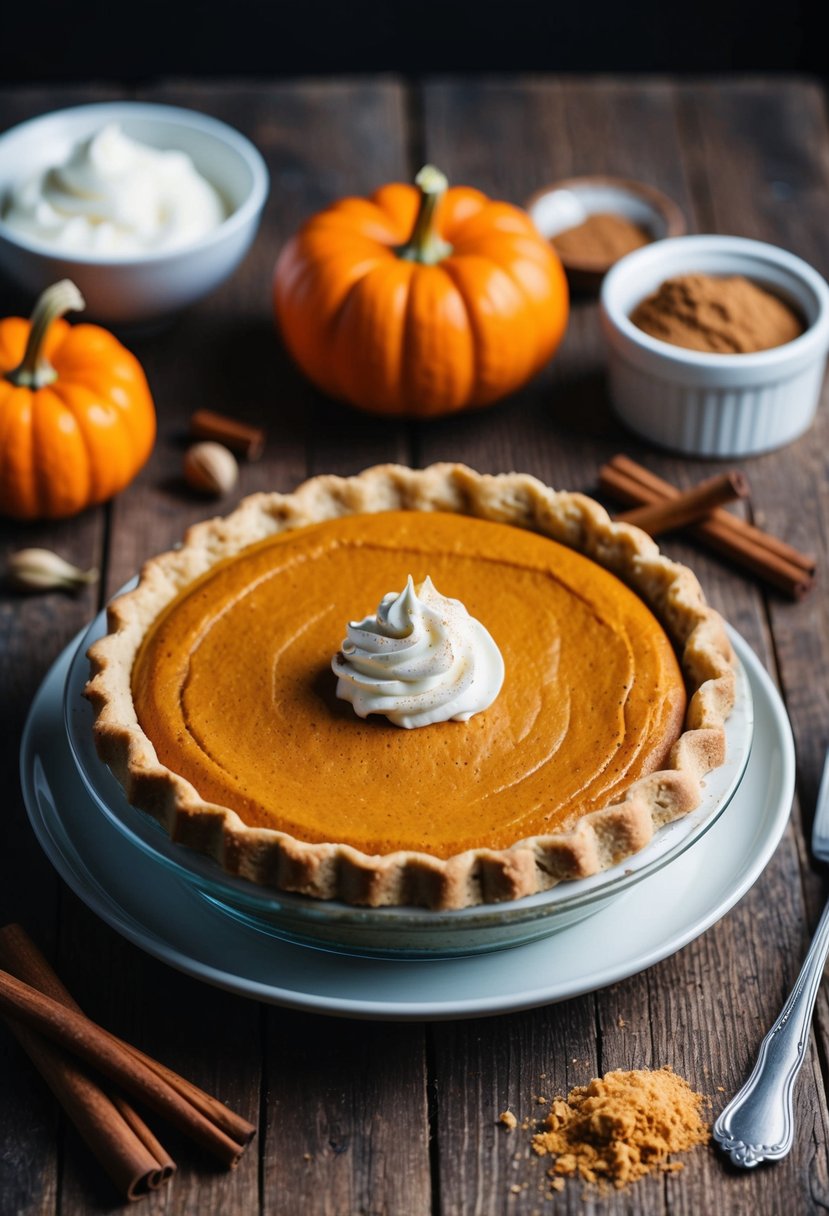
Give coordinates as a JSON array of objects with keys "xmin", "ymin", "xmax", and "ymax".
[{"xmin": 131, "ymin": 510, "xmax": 687, "ymax": 859}]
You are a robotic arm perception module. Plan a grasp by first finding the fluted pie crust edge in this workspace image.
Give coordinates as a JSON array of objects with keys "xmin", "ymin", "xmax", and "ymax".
[{"xmin": 85, "ymin": 463, "xmax": 736, "ymax": 910}]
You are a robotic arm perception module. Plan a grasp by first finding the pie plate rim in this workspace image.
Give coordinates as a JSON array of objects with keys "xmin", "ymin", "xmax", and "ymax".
[
  {"xmin": 19, "ymin": 625, "xmax": 793, "ymax": 1018},
  {"xmin": 65, "ymin": 600, "xmax": 752, "ymax": 953}
]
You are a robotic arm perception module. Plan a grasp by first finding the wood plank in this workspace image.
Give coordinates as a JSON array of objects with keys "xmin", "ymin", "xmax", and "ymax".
[
  {"xmin": 0, "ymin": 82, "xmax": 124, "ymax": 1210},
  {"xmin": 418, "ymin": 74, "xmax": 823, "ymax": 1215},
  {"xmin": 130, "ymin": 79, "xmax": 431, "ymax": 1216},
  {"xmin": 415, "ymin": 76, "xmax": 698, "ymax": 489},
  {"xmin": 0, "ymin": 522, "xmax": 101, "ymax": 1215},
  {"xmin": 263, "ymin": 1011, "xmax": 430, "ymax": 1216},
  {"xmin": 588, "ymin": 79, "xmax": 828, "ymax": 1215},
  {"xmin": 667, "ymin": 76, "xmax": 829, "ymax": 1212},
  {"xmin": 254, "ymin": 75, "xmax": 431, "ymax": 1216},
  {"xmin": 102, "ymin": 79, "xmax": 310, "ymax": 600},
  {"xmin": 427, "ymin": 1002, "xmax": 600, "ymax": 1215},
  {"xmin": 676, "ymin": 79, "xmax": 829, "ymax": 840}
]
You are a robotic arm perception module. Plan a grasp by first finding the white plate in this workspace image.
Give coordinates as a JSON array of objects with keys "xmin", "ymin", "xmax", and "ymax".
[
  {"xmin": 20, "ymin": 629, "xmax": 793, "ymax": 1020},
  {"xmin": 63, "ymin": 608, "xmax": 754, "ymax": 957}
]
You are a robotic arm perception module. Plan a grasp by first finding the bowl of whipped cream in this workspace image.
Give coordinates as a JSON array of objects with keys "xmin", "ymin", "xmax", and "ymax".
[{"xmin": 0, "ymin": 101, "xmax": 269, "ymax": 323}]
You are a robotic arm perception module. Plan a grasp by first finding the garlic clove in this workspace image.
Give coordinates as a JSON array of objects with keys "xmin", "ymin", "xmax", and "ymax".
[
  {"xmin": 6, "ymin": 548, "xmax": 99, "ymax": 593},
  {"xmin": 183, "ymin": 441, "xmax": 239, "ymax": 497}
]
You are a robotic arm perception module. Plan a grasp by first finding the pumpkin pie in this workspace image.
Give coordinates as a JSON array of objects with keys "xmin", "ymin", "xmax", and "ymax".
[{"xmin": 85, "ymin": 464, "xmax": 735, "ymax": 910}]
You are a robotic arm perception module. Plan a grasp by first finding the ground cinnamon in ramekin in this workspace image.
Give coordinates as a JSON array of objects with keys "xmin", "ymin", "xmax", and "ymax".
[
  {"xmin": 631, "ymin": 272, "xmax": 804, "ymax": 353},
  {"xmin": 551, "ymin": 212, "xmax": 652, "ymax": 263},
  {"xmin": 530, "ymin": 1067, "xmax": 709, "ymax": 1190}
]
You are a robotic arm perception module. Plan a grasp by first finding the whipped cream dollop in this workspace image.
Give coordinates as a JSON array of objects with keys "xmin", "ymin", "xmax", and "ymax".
[
  {"xmin": 3, "ymin": 123, "xmax": 226, "ymax": 254},
  {"xmin": 332, "ymin": 576, "xmax": 504, "ymax": 729}
]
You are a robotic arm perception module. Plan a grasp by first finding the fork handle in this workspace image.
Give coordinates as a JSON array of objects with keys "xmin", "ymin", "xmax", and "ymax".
[{"xmin": 713, "ymin": 895, "xmax": 829, "ymax": 1167}]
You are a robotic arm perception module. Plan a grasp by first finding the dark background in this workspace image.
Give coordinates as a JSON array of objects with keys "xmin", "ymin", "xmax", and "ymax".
[{"xmin": 5, "ymin": 0, "xmax": 826, "ymax": 82}]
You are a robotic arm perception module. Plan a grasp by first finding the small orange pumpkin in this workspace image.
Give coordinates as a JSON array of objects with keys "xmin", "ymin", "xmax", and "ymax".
[
  {"xmin": 0, "ymin": 280, "xmax": 156, "ymax": 520},
  {"xmin": 274, "ymin": 166, "xmax": 568, "ymax": 418}
]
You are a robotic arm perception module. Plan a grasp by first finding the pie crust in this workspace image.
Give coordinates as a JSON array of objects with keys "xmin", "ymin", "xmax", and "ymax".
[{"xmin": 85, "ymin": 463, "xmax": 735, "ymax": 910}]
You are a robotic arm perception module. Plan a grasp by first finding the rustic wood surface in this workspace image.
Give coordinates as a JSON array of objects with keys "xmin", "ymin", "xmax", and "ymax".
[{"xmin": 1, "ymin": 75, "xmax": 829, "ymax": 1215}]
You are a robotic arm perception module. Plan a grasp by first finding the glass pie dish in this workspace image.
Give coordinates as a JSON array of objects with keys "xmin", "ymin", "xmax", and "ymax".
[{"xmin": 64, "ymin": 604, "xmax": 754, "ymax": 960}]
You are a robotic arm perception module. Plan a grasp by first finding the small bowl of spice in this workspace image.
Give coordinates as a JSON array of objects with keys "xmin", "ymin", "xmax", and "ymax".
[
  {"xmin": 525, "ymin": 176, "xmax": 686, "ymax": 292},
  {"xmin": 600, "ymin": 234, "xmax": 829, "ymax": 457}
]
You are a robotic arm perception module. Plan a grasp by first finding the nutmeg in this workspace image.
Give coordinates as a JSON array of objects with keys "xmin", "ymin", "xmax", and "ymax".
[{"xmin": 183, "ymin": 442, "xmax": 239, "ymax": 496}]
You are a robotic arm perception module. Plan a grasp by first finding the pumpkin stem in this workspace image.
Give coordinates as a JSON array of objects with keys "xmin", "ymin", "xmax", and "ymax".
[
  {"xmin": 397, "ymin": 165, "xmax": 453, "ymax": 265},
  {"xmin": 6, "ymin": 280, "xmax": 86, "ymax": 390}
]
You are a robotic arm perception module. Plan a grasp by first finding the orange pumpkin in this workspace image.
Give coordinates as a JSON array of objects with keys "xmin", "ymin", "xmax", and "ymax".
[
  {"xmin": 274, "ymin": 166, "xmax": 568, "ymax": 417},
  {"xmin": 0, "ymin": 280, "xmax": 156, "ymax": 520}
]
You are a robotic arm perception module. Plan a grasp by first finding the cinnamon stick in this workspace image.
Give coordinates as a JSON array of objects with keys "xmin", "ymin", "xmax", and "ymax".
[
  {"xmin": 599, "ymin": 456, "xmax": 815, "ymax": 599},
  {"xmin": 0, "ymin": 966, "xmax": 253, "ymax": 1169},
  {"xmin": 2, "ymin": 1021, "xmax": 169, "ymax": 1199},
  {"xmin": 190, "ymin": 409, "xmax": 265, "ymax": 460},
  {"xmin": 0, "ymin": 925, "xmax": 255, "ymax": 1155},
  {"xmin": 617, "ymin": 470, "xmax": 749, "ymax": 533},
  {"xmin": 112, "ymin": 1096, "xmax": 176, "ymax": 1184},
  {"xmin": 601, "ymin": 463, "xmax": 812, "ymax": 598},
  {"xmin": 119, "ymin": 1040, "xmax": 255, "ymax": 1150},
  {"xmin": 611, "ymin": 454, "xmax": 816, "ymax": 574},
  {"xmin": 0, "ymin": 925, "xmax": 173, "ymax": 1200}
]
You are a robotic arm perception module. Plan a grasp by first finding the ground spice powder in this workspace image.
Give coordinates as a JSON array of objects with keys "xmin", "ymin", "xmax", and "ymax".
[
  {"xmin": 530, "ymin": 1067, "xmax": 709, "ymax": 1190},
  {"xmin": 631, "ymin": 272, "xmax": 803, "ymax": 353},
  {"xmin": 551, "ymin": 212, "xmax": 651, "ymax": 263}
]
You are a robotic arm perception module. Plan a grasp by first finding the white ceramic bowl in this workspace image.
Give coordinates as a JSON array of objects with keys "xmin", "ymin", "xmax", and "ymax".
[
  {"xmin": 526, "ymin": 175, "xmax": 686, "ymax": 291},
  {"xmin": 600, "ymin": 235, "xmax": 829, "ymax": 457},
  {"xmin": 0, "ymin": 102, "xmax": 269, "ymax": 324}
]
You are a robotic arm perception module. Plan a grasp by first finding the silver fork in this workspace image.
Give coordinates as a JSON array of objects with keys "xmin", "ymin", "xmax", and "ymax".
[{"xmin": 713, "ymin": 750, "xmax": 829, "ymax": 1167}]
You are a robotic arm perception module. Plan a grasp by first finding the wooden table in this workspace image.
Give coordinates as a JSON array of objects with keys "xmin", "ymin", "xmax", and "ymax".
[{"xmin": 2, "ymin": 75, "xmax": 829, "ymax": 1215}]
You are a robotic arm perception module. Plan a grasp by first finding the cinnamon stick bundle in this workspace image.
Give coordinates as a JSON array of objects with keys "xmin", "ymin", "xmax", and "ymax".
[
  {"xmin": 3, "ymin": 1020, "xmax": 173, "ymax": 1200},
  {"xmin": 0, "ymin": 925, "xmax": 173, "ymax": 1200},
  {"xmin": 0, "ymin": 925, "xmax": 255, "ymax": 1199},
  {"xmin": 599, "ymin": 454, "xmax": 815, "ymax": 600}
]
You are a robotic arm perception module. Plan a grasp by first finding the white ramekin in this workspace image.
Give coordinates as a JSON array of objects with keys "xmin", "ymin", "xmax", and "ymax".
[
  {"xmin": 599, "ymin": 235, "xmax": 829, "ymax": 457},
  {"xmin": 0, "ymin": 102, "xmax": 269, "ymax": 324}
]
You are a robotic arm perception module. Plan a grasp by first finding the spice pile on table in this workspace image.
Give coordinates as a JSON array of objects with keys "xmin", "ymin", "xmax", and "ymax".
[{"xmin": 530, "ymin": 1067, "xmax": 709, "ymax": 1191}]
